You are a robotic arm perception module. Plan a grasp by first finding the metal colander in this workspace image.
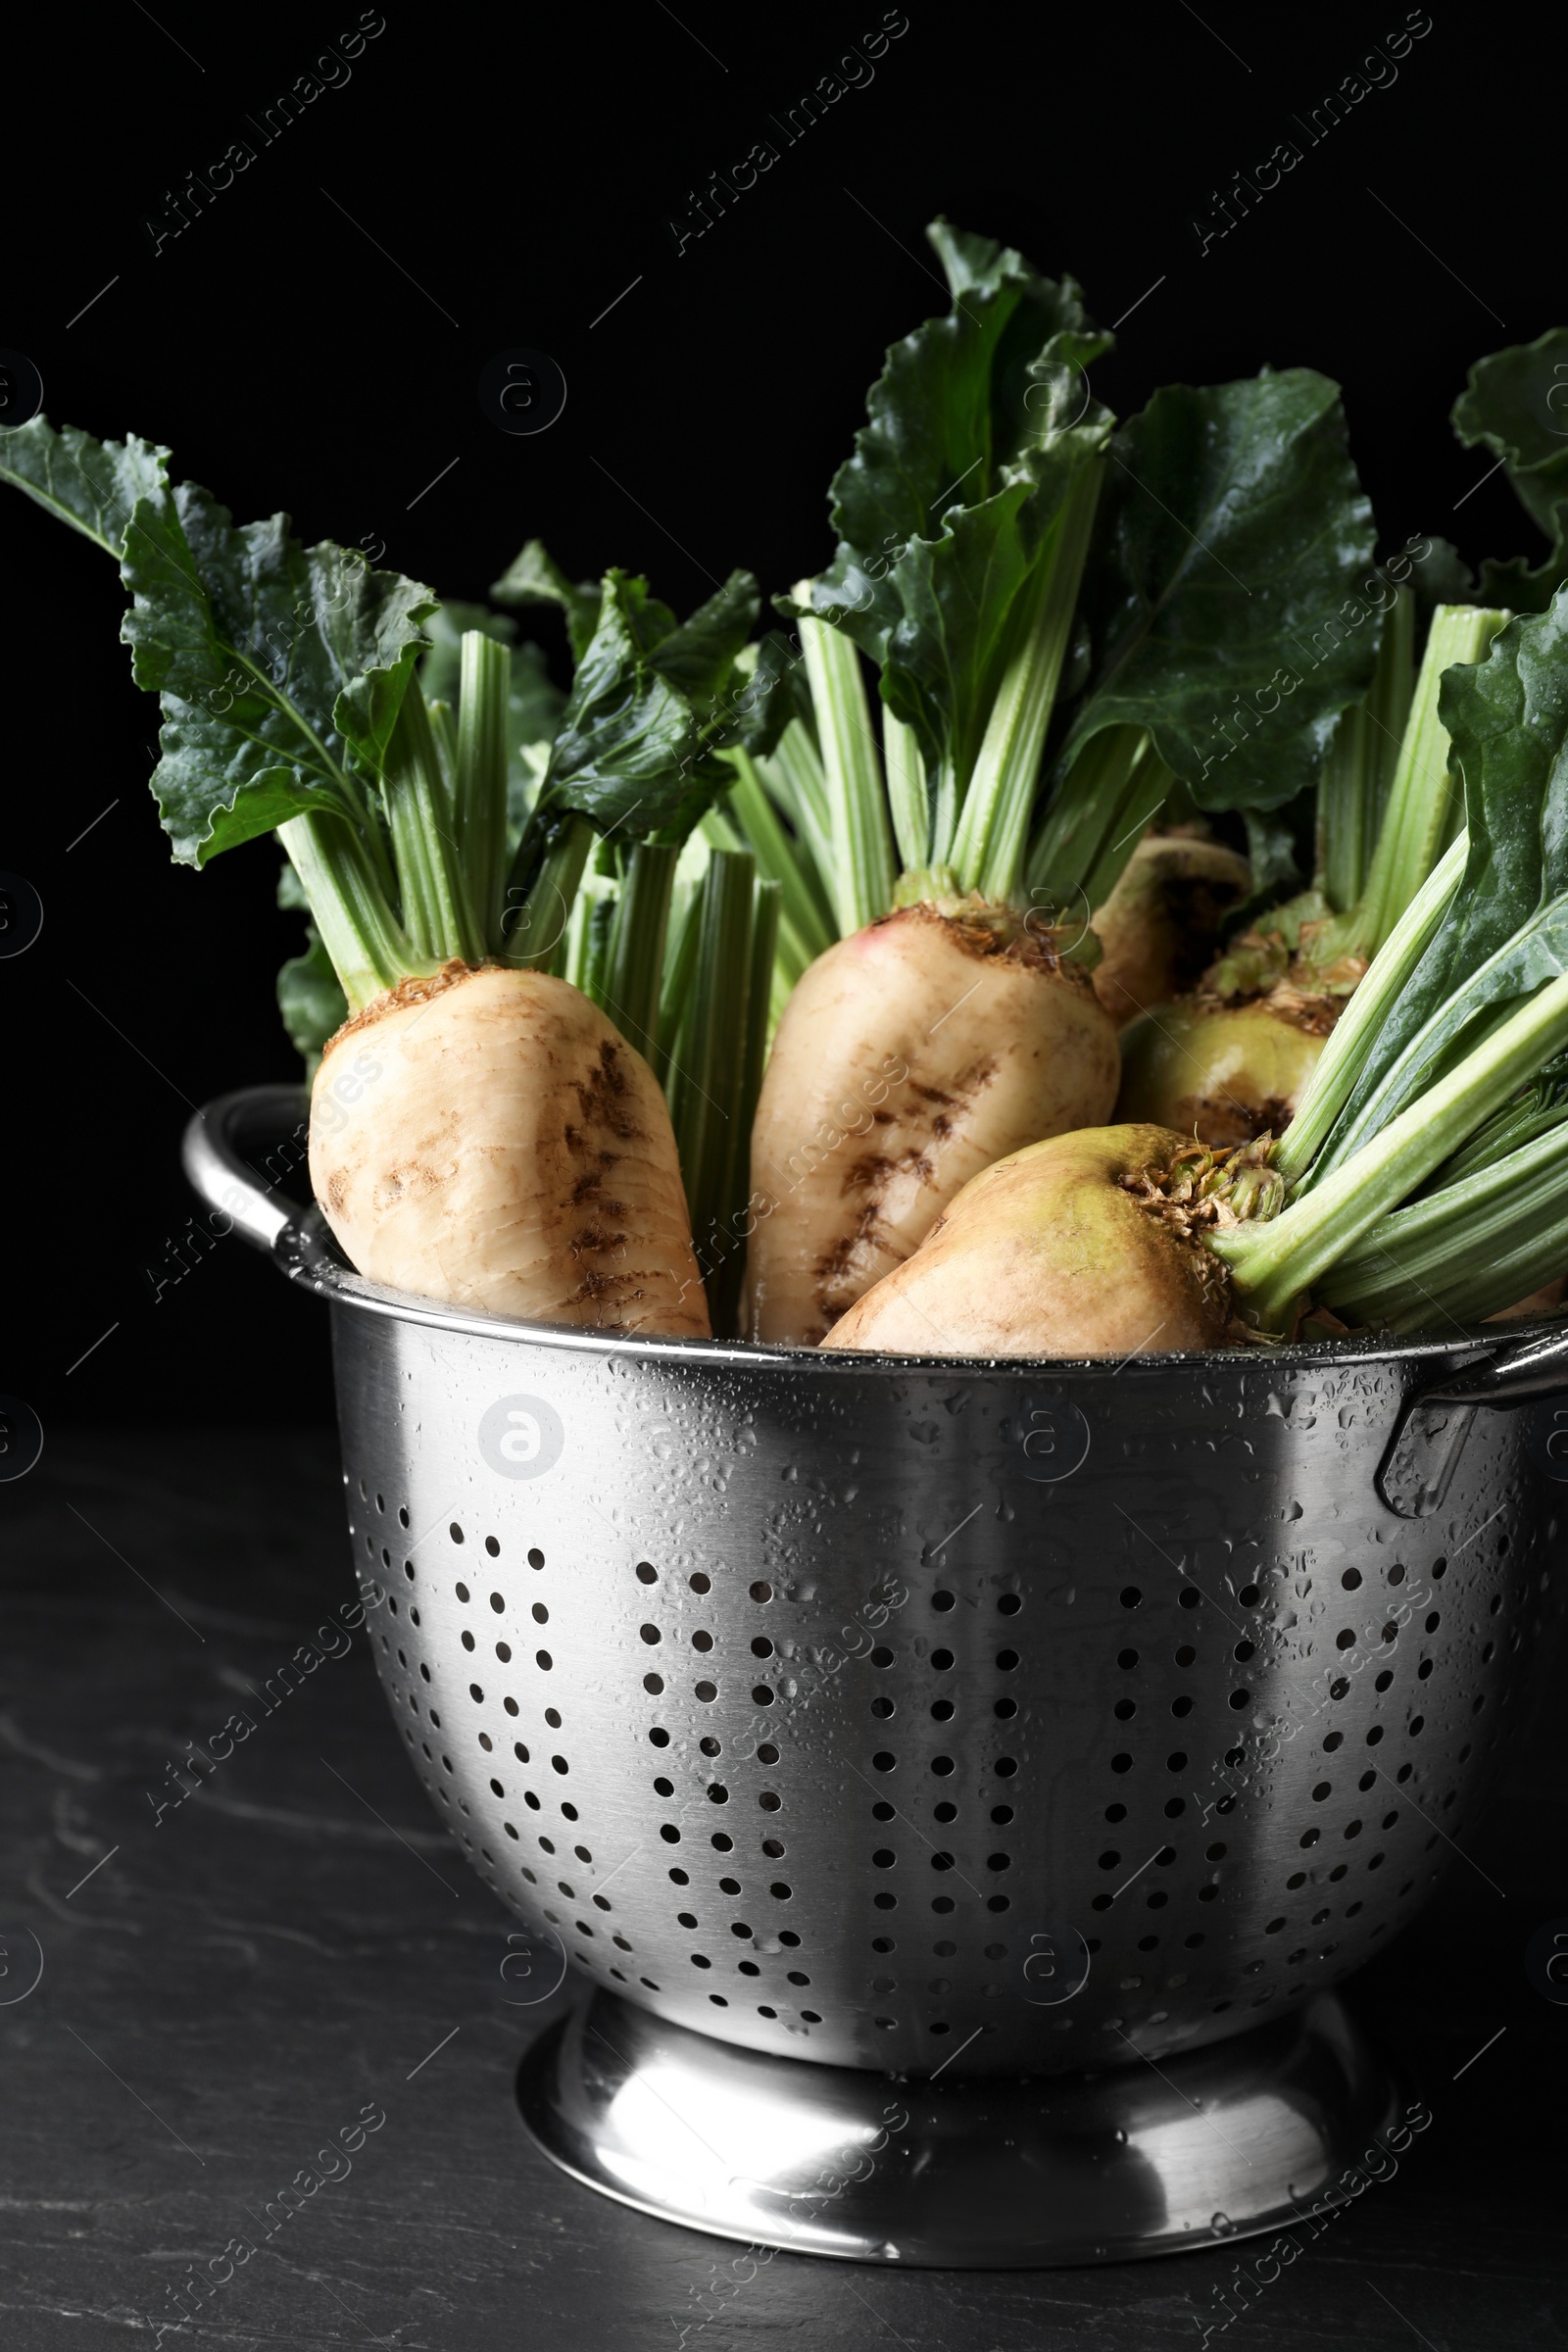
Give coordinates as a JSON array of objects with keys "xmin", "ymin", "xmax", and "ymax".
[{"xmin": 187, "ymin": 1087, "xmax": 1568, "ymax": 2258}]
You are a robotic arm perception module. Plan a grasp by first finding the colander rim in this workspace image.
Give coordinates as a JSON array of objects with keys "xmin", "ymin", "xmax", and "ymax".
[{"xmin": 277, "ymin": 1206, "xmax": 1565, "ymax": 1382}]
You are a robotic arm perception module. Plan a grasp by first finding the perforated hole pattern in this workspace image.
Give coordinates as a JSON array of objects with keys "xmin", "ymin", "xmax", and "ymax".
[{"xmin": 334, "ymin": 1320, "xmax": 1561, "ymax": 2079}]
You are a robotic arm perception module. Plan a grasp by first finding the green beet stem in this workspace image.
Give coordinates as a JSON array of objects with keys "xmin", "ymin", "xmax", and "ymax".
[
  {"xmin": 501, "ymin": 813, "xmax": 594, "ymax": 973},
  {"xmin": 1317, "ymin": 588, "xmax": 1414, "ymax": 915},
  {"xmin": 797, "ymin": 598, "xmax": 896, "ymax": 930},
  {"xmin": 721, "ymin": 747, "xmax": 835, "ymax": 961},
  {"xmin": 601, "ymin": 842, "xmax": 679, "ymax": 1062},
  {"xmin": 667, "ymin": 850, "xmax": 758, "ymax": 1320},
  {"xmin": 954, "ymin": 455, "xmax": 1103, "ymax": 907},
  {"xmin": 883, "ymin": 708, "xmax": 930, "ymax": 874},
  {"xmin": 710, "ymin": 876, "xmax": 780, "ymax": 1335},
  {"xmin": 277, "ymin": 811, "xmax": 421, "ymax": 1012},
  {"xmin": 454, "ymin": 631, "xmax": 510, "ymax": 947},
  {"xmin": 1274, "ymin": 835, "xmax": 1467, "ymax": 1186},
  {"xmin": 1321, "ymin": 1120, "xmax": 1568, "ymax": 1328},
  {"xmin": 380, "ymin": 687, "xmax": 485, "ymax": 966},
  {"xmin": 1352, "ymin": 604, "xmax": 1509, "ymax": 958},
  {"xmin": 1213, "ymin": 967, "xmax": 1568, "ymax": 1329}
]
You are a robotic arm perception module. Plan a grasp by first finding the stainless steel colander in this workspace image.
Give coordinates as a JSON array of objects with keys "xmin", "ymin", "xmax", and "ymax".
[{"xmin": 187, "ymin": 1087, "xmax": 1568, "ymax": 2265}]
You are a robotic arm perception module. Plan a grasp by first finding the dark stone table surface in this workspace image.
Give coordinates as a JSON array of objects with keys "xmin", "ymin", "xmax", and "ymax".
[{"xmin": 2, "ymin": 1430, "xmax": 1562, "ymax": 2351}]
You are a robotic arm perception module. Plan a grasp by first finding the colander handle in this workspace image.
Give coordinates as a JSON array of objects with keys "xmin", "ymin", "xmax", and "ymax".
[
  {"xmin": 1378, "ymin": 1324, "xmax": 1568, "ymax": 1517},
  {"xmin": 182, "ymin": 1085, "xmax": 313, "ymax": 1256}
]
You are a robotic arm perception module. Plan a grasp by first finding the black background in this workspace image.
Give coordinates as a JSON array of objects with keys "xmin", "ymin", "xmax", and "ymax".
[{"xmin": 3, "ymin": 0, "xmax": 1550, "ymax": 1432}]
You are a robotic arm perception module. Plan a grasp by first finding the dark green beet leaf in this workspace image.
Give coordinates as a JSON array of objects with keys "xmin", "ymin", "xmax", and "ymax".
[
  {"xmin": 799, "ymin": 219, "xmax": 1112, "ymax": 783},
  {"xmin": 489, "ymin": 537, "xmax": 603, "ymax": 662},
  {"xmin": 0, "ymin": 416, "xmax": 172, "ymax": 555},
  {"xmin": 1451, "ymin": 327, "xmax": 1568, "ymax": 611},
  {"xmin": 1060, "ymin": 369, "xmax": 1378, "ymax": 812},
  {"xmin": 122, "ymin": 483, "xmax": 436, "ymax": 863},
  {"xmin": 535, "ymin": 571, "xmax": 696, "ymax": 835}
]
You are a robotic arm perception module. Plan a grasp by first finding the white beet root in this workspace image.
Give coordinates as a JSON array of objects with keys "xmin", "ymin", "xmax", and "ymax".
[
  {"xmin": 1090, "ymin": 834, "xmax": 1253, "ymax": 1030},
  {"xmin": 310, "ymin": 962, "xmax": 709, "ymax": 1337},
  {"xmin": 823, "ymin": 1123, "xmax": 1232, "ymax": 1358},
  {"xmin": 1115, "ymin": 997, "xmax": 1332, "ymax": 1146},
  {"xmin": 744, "ymin": 905, "xmax": 1120, "ymax": 1346}
]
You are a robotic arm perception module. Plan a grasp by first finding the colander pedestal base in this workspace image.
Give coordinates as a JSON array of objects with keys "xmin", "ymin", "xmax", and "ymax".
[{"xmin": 517, "ymin": 1985, "xmax": 1407, "ymax": 2267}]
